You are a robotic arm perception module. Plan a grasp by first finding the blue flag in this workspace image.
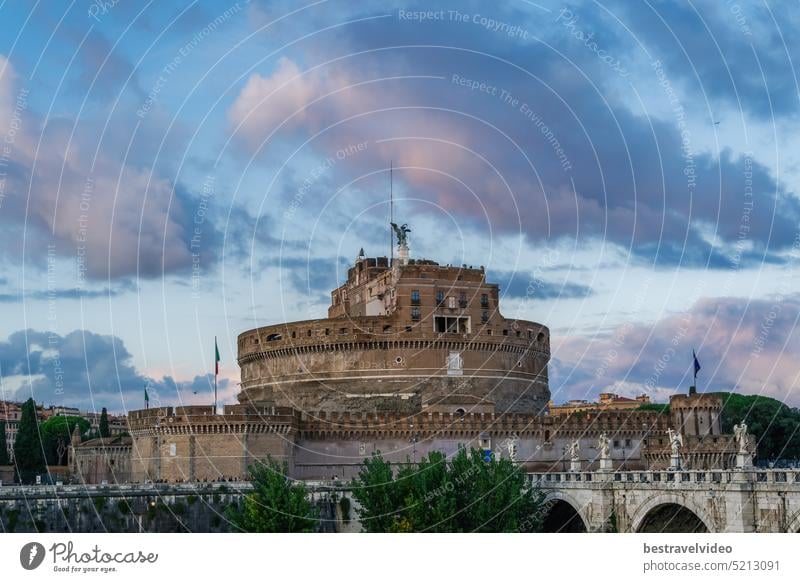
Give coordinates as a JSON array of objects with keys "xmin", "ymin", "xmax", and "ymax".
[{"xmin": 693, "ymin": 350, "xmax": 701, "ymax": 379}]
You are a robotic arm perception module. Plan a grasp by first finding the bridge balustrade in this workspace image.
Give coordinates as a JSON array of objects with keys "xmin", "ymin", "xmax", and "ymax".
[{"xmin": 527, "ymin": 468, "xmax": 800, "ymax": 487}]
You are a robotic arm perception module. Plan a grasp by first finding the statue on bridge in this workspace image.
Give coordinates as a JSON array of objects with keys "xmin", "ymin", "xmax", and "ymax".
[
  {"xmin": 667, "ymin": 428, "xmax": 683, "ymax": 455},
  {"xmin": 506, "ymin": 436, "xmax": 519, "ymax": 462},
  {"xmin": 597, "ymin": 433, "xmax": 610, "ymax": 459},
  {"xmin": 733, "ymin": 422, "xmax": 749, "ymax": 454},
  {"xmin": 569, "ymin": 439, "xmax": 580, "ymax": 462}
]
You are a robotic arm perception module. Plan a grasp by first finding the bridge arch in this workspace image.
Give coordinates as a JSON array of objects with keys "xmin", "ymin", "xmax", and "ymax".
[
  {"xmin": 541, "ymin": 491, "xmax": 589, "ymax": 533},
  {"xmin": 631, "ymin": 493, "xmax": 715, "ymax": 533}
]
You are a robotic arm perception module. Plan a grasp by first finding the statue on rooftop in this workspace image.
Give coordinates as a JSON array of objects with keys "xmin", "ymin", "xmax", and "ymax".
[{"xmin": 390, "ymin": 222, "xmax": 411, "ymax": 248}]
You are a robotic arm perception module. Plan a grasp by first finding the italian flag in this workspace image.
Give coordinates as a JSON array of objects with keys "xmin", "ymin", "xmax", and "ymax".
[{"xmin": 215, "ymin": 337, "xmax": 221, "ymax": 376}]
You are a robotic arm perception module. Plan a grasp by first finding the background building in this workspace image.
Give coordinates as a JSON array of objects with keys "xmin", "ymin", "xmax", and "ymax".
[{"xmin": 549, "ymin": 393, "xmax": 651, "ymax": 415}]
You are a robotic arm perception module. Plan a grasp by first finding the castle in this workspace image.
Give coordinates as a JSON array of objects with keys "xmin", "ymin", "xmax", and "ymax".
[{"xmin": 70, "ymin": 228, "xmax": 750, "ymax": 485}]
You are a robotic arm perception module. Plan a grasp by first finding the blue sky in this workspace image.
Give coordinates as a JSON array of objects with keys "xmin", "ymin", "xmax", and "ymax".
[{"xmin": 1, "ymin": 0, "xmax": 799, "ymax": 413}]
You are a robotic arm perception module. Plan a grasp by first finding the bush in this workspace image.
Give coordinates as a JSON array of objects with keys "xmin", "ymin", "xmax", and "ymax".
[
  {"xmin": 339, "ymin": 497, "xmax": 351, "ymax": 524},
  {"xmin": 7, "ymin": 509, "xmax": 20, "ymax": 532}
]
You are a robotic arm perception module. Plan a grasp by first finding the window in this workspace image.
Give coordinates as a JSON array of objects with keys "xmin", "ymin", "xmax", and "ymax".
[
  {"xmin": 436, "ymin": 291, "xmax": 445, "ymax": 305},
  {"xmin": 411, "ymin": 307, "xmax": 421, "ymax": 320},
  {"xmin": 502, "ymin": 329, "xmax": 508, "ymax": 336},
  {"xmin": 411, "ymin": 290, "xmax": 420, "ymax": 305},
  {"xmin": 447, "ymin": 296, "xmax": 456, "ymax": 309},
  {"xmin": 625, "ymin": 439, "xmax": 632, "ymax": 447},
  {"xmin": 613, "ymin": 440, "xmax": 620, "ymax": 448},
  {"xmin": 434, "ymin": 315, "xmax": 470, "ymax": 334},
  {"xmin": 458, "ymin": 292, "xmax": 467, "ymax": 308},
  {"xmin": 481, "ymin": 310, "xmax": 489, "ymax": 323},
  {"xmin": 339, "ymin": 327, "xmax": 348, "ymax": 335},
  {"xmin": 480, "ymin": 293, "xmax": 489, "ymax": 308}
]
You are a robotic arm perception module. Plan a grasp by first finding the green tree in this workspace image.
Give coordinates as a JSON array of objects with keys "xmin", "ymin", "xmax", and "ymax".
[
  {"xmin": 351, "ymin": 447, "xmax": 546, "ymax": 532},
  {"xmin": 13, "ymin": 398, "xmax": 45, "ymax": 482},
  {"xmin": 99, "ymin": 407, "xmax": 110, "ymax": 438},
  {"xmin": 40, "ymin": 416, "xmax": 90, "ymax": 465},
  {"xmin": 227, "ymin": 456, "xmax": 318, "ymax": 532},
  {"xmin": 0, "ymin": 420, "xmax": 9, "ymax": 465},
  {"xmin": 348, "ymin": 453, "xmax": 412, "ymax": 532},
  {"xmin": 714, "ymin": 392, "xmax": 800, "ymax": 461}
]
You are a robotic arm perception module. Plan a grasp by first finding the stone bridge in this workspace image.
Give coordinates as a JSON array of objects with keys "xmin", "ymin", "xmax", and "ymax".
[{"xmin": 530, "ymin": 468, "xmax": 800, "ymax": 533}]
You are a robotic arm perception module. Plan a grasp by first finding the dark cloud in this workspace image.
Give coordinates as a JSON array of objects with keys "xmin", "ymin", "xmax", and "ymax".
[
  {"xmin": 259, "ymin": 255, "xmax": 351, "ymax": 303},
  {"xmin": 551, "ymin": 295, "xmax": 800, "ymax": 405},
  {"xmin": 71, "ymin": 30, "xmax": 144, "ymax": 101},
  {"xmin": 0, "ymin": 281, "xmax": 136, "ymax": 303},
  {"xmin": 0, "ymin": 55, "xmax": 223, "ymax": 280},
  {"xmin": 614, "ymin": 1, "xmax": 800, "ymax": 119},
  {"xmin": 0, "ymin": 329, "xmax": 229, "ymax": 412},
  {"xmin": 491, "ymin": 270, "xmax": 593, "ymax": 300},
  {"xmin": 230, "ymin": 1, "xmax": 798, "ymax": 270}
]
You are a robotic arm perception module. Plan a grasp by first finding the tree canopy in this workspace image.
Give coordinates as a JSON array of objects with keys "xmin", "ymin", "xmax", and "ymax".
[
  {"xmin": 227, "ymin": 457, "xmax": 318, "ymax": 532},
  {"xmin": 99, "ymin": 407, "xmax": 110, "ymax": 438},
  {"xmin": 40, "ymin": 415, "xmax": 90, "ymax": 465},
  {"xmin": 351, "ymin": 447, "xmax": 545, "ymax": 532},
  {"xmin": 715, "ymin": 392, "xmax": 800, "ymax": 461},
  {"xmin": 0, "ymin": 420, "xmax": 9, "ymax": 465},
  {"xmin": 13, "ymin": 398, "xmax": 46, "ymax": 482}
]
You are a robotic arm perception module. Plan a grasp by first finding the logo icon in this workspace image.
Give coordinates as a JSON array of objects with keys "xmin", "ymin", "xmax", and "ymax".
[{"xmin": 20, "ymin": 542, "xmax": 46, "ymax": 570}]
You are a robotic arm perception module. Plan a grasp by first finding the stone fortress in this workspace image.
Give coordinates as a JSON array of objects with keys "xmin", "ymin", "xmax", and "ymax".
[
  {"xmin": 73, "ymin": 226, "xmax": 751, "ymax": 486},
  {"xmin": 237, "ymin": 234, "xmax": 550, "ymax": 415}
]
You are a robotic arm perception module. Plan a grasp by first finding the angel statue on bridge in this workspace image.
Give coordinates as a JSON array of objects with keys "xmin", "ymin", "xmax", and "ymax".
[
  {"xmin": 733, "ymin": 422, "xmax": 749, "ymax": 454},
  {"xmin": 597, "ymin": 433, "xmax": 610, "ymax": 459},
  {"xmin": 667, "ymin": 428, "xmax": 683, "ymax": 455},
  {"xmin": 569, "ymin": 439, "xmax": 580, "ymax": 462}
]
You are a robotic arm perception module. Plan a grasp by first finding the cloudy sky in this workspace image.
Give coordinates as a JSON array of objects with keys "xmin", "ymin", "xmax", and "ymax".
[{"xmin": 1, "ymin": 0, "xmax": 799, "ymax": 413}]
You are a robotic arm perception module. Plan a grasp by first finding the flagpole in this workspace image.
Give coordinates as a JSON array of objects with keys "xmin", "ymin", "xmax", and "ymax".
[
  {"xmin": 389, "ymin": 161, "xmax": 394, "ymax": 265},
  {"xmin": 214, "ymin": 335, "xmax": 218, "ymax": 414}
]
